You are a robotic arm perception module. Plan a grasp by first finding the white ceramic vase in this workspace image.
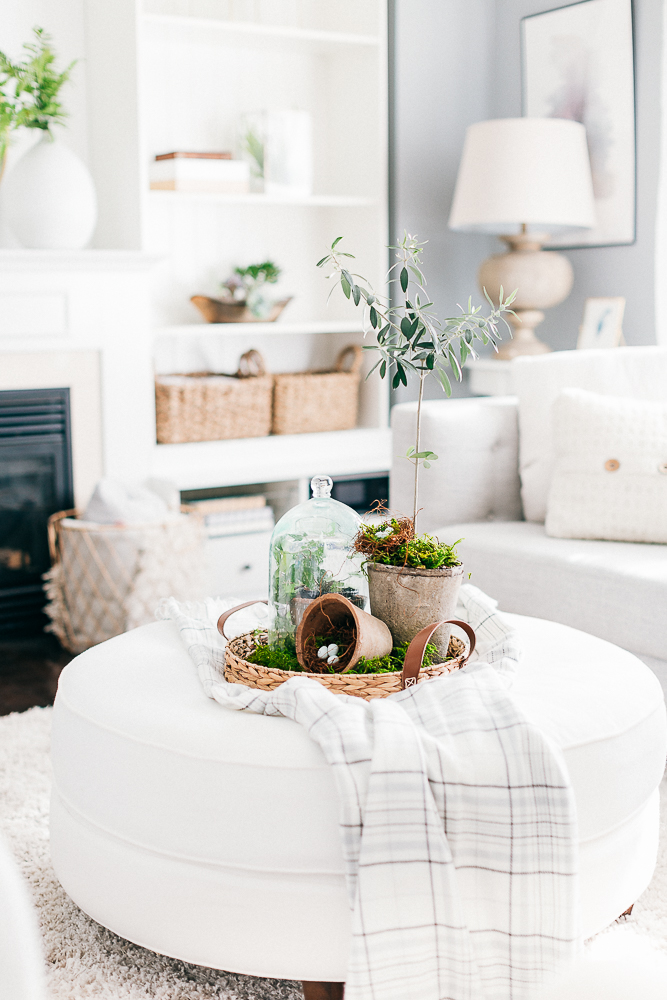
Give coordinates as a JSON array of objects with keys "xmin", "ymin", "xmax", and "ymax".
[{"xmin": 3, "ymin": 132, "xmax": 97, "ymax": 249}]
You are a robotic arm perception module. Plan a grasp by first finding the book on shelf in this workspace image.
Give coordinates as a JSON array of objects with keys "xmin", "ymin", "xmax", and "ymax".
[
  {"xmin": 150, "ymin": 155, "xmax": 250, "ymax": 193},
  {"xmin": 185, "ymin": 495, "xmax": 274, "ymax": 536},
  {"xmin": 155, "ymin": 152, "xmax": 233, "ymax": 161}
]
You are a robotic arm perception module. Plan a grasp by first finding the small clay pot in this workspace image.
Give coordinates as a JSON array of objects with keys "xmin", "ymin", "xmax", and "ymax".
[
  {"xmin": 295, "ymin": 593, "xmax": 393, "ymax": 672},
  {"xmin": 367, "ymin": 562, "xmax": 464, "ymax": 658}
]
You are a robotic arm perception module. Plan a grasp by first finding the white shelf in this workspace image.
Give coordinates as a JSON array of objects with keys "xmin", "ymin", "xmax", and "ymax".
[
  {"xmin": 147, "ymin": 190, "xmax": 376, "ymax": 208},
  {"xmin": 150, "ymin": 427, "xmax": 392, "ymax": 490},
  {"xmin": 141, "ymin": 14, "xmax": 381, "ymax": 51},
  {"xmin": 154, "ymin": 320, "xmax": 365, "ymax": 337}
]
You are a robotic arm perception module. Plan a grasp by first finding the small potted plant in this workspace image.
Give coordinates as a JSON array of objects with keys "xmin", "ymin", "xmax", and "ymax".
[
  {"xmin": 317, "ymin": 234, "xmax": 515, "ymax": 650},
  {"xmin": 191, "ymin": 260, "xmax": 292, "ymax": 323}
]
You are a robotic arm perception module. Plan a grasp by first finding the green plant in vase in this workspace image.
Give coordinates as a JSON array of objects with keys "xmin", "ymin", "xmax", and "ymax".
[
  {"xmin": 0, "ymin": 27, "xmax": 75, "ymax": 140},
  {"xmin": 316, "ymin": 234, "xmax": 516, "ymax": 658}
]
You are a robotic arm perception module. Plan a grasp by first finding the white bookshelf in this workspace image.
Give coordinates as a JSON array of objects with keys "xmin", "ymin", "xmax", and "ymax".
[{"xmin": 84, "ymin": 0, "xmax": 389, "ymax": 494}]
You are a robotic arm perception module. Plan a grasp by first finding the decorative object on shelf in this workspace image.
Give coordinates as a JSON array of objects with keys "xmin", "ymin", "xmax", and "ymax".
[
  {"xmin": 272, "ymin": 344, "xmax": 363, "ymax": 435},
  {"xmin": 190, "ymin": 294, "xmax": 291, "ymax": 324},
  {"xmin": 354, "ymin": 516, "xmax": 464, "ymax": 658},
  {"xmin": 191, "ymin": 259, "xmax": 290, "ymax": 322},
  {"xmin": 155, "ymin": 349, "xmax": 273, "ymax": 443},
  {"xmin": 221, "ymin": 260, "xmax": 283, "ymax": 319},
  {"xmin": 295, "ymin": 592, "xmax": 392, "ymax": 671},
  {"xmin": 219, "ymin": 601, "xmax": 475, "ymax": 701},
  {"xmin": 149, "ymin": 151, "xmax": 249, "ymax": 193},
  {"xmin": 317, "ymin": 233, "xmax": 514, "ymax": 530},
  {"xmin": 449, "ymin": 117, "xmax": 596, "ymax": 359},
  {"xmin": 577, "ymin": 297, "xmax": 626, "ymax": 349},
  {"xmin": 0, "ymin": 27, "xmax": 97, "ymax": 249},
  {"xmin": 266, "ymin": 474, "xmax": 367, "ymax": 650},
  {"xmin": 43, "ymin": 505, "xmax": 205, "ymax": 654},
  {"xmin": 239, "ymin": 109, "xmax": 313, "ymax": 197},
  {"xmin": 522, "ymin": 0, "xmax": 635, "ymax": 249}
]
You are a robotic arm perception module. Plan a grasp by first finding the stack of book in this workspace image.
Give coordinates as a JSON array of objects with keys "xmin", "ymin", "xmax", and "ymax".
[
  {"xmin": 149, "ymin": 151, "xmax": 250, "ymax": 193},
  {"xmin": 185, "ymin": 495, "xmax": 274, "ymax": 537}
]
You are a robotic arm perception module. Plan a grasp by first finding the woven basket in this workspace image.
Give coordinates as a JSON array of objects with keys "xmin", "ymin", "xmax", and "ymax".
[
  {"xmin": 224, "ymin": 627, "xmax": 473, "ymax": 701},
  {"xmin": 155, "ymin": 349, "xmax": 272, "ymax": 443},
  {"xmin": 272, "ymin": 345, "xmax": 363, "ymax": 435},
  {"xmin": 43, "ymin": 508, "xmax": 205, "ymax": 654}
]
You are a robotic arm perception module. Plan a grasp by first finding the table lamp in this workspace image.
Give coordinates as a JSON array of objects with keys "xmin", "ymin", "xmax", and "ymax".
[{"xmin": 448, "ymin": 118, "xmax": 596, "ymax": 359}]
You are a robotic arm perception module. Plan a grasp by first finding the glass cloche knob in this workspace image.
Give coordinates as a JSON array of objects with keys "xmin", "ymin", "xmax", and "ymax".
[{"xmin": 311, "ymin": 475, "xmax": 333, "ymax": 498}]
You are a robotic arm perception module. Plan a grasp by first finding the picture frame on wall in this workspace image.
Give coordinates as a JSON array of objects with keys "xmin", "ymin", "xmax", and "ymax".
[
  {"xmin": 577, "ymin": 297, "xmax": 626, "ymax": 349},
  {"xmin": 521, "ymin": 0, "xmax": 635, "ymax": 249}
]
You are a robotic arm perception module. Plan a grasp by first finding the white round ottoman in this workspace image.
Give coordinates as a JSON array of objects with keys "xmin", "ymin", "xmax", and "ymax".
[{"xmin": 50, "ymin": 613, "xmax": 666, "ymax": 984}]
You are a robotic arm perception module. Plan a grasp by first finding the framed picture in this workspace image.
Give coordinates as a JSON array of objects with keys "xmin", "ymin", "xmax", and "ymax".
[
  {"xmin": 577, "ymin": 297, "xmax": 625, "ymax": 349},
  {"xmin": 521, "ymin": 0, "xmax": 635, "ymax": 249}
]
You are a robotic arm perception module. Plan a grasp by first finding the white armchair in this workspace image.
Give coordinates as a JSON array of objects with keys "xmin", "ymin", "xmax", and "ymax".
[{"xmin": 390, "ymin": 346, "xmax": 667, "ymax": 692}]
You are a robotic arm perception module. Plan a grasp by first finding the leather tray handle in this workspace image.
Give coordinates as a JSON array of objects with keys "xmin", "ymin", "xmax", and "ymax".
[
  {"xmin": 401, "ymin": 619, "xmax": 477, "ymax": 690},
  {"xmin": 217, "ymin": 600, "xmax": 268, "ymax": 640}
]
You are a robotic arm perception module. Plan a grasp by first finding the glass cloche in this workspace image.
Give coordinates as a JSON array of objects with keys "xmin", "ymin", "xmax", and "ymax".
[{"xmin": 267, "ymin": 475, "xmax": 368, "ymax": 647}]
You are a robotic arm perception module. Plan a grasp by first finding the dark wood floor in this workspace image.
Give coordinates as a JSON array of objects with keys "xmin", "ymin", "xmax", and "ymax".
[{"xmin": 0, "ymin": 632, "xmax": 73, "ymax": 715}]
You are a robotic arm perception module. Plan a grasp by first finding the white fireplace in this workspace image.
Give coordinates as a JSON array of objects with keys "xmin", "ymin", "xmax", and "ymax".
[{"xmin": 0, "ymin": 250, "xmax": 156, "ymax": 508}]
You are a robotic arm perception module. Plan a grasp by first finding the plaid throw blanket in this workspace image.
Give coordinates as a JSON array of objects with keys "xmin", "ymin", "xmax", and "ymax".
[{"xmin": 161, "ymin": 586, "xmax": 580, "ymax": 1000}]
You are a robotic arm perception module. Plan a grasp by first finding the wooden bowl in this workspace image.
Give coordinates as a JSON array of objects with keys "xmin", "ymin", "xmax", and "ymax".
[{"xmin": 190, "ymin": 295, "xmax": 292, "ymax": 324}]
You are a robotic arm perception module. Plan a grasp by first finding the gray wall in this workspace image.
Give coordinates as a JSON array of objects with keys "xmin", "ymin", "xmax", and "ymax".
[
  {"xmin": 392, "ymin": 0, "xmax": 496, "ymax": 403},
  {"xmin": 392, "ymin": 0, "xmax": 663, "ymax": 403},
  {"xmin": 490, "ymin": 0, "xmax": 662, "ymax": 351}
]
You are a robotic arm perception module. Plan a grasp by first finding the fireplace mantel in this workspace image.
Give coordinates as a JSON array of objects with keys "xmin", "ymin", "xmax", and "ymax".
[{"xmin": 0, "ymin": 251, "xmax": 157, "ymax": 506}]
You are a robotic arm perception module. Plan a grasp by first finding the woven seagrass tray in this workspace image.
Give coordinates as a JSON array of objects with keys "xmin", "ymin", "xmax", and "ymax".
[{"xmin": 224, "ymin": 629, "xmax": 471, "ymax": 701}]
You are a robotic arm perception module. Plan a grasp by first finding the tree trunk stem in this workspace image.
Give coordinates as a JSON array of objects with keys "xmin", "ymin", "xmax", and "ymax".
[{"xmin": 413, "ymin": 374, "xmax": 425, "ymax": 533}]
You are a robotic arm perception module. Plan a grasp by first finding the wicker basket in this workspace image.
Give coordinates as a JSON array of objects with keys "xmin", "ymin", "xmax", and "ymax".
[
  {"xmin": 155, "ymin": 350, "xmax": 273, "ymax": 444},
  {"xmin": 43, "ymin": 508, "xmax": 205, "ymax": 654},
  {"xmin": 223, "ymin": 626, "xmax": 474, "ymax": 701},
  {"xmin": 272, "ymin": 345, "xmax": 363, "ymax": 435}
]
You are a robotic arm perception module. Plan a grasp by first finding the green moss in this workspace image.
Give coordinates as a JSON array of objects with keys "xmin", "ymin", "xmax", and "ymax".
[
  {"xmin": 355, "ymin": 519, "xmax": 462, "ymax": 569},
  {"xmin": 245, "ymin": 635, "xmax": 443, "ymax": 675},
  {"xmin": 246, "ymin": 636, "xmax": 301, "ymax": 672},
  {"xmin": 354, "ymin": 641, "xmax": 441, "ymax": 674}
]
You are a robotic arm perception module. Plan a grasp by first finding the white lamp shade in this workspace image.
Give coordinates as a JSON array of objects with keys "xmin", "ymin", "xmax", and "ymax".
[{"xmin": 448, "ymin": 118, "xmax": 596, "ymax": 234}]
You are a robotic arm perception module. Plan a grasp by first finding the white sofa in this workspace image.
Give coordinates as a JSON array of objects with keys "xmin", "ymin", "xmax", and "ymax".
[{"xmin": 390, "ymin": 346, "xmax": 667, "ymax": 692}]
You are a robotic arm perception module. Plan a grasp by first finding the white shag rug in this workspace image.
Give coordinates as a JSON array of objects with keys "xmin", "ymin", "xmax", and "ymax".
[{"xmin": 1, "ymin": 707, "xmax": 666, "ymax": 998}]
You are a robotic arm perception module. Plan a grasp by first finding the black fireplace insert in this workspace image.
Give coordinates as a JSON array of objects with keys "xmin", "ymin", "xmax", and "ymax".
[{"xmin": 0, "ymin": 388, "xmax": 74, "ymax": 636}]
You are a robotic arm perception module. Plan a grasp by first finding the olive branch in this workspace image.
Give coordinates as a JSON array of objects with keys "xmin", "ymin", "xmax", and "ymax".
[{"xmin": 317, "ymin": 233, "xmax": 516, "ymax": 531}]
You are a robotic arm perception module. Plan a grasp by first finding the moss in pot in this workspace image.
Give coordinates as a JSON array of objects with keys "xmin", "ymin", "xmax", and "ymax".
[{"xmin": 355, "ymin": 516, "xmax": 463, "ymax": 659}]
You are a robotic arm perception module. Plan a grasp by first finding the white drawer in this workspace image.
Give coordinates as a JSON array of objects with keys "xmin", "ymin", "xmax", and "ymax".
[{"xmin": 206, "ymin": 530, "xmax": 271, "ymax": 600}]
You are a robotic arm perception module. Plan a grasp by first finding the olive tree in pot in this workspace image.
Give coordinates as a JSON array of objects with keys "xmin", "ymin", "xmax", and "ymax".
[{"xmin": 317, "ymin": 234, "xmax": 515, "ymax": 656}]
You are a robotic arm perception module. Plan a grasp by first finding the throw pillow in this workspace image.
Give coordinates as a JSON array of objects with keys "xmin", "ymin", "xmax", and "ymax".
[
  {"xmin": 545, "ymin": 388, "xmax": 667, "ymax": 543},
  {"xmin": 512, "ymin": 345, "xmax": 667, "ymax": 523}
]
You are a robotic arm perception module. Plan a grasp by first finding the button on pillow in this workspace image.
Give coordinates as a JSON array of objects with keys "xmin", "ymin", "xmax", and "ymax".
[{"xmin": 545, "ymin": 388, "xmax": 667, "ymax": 543}]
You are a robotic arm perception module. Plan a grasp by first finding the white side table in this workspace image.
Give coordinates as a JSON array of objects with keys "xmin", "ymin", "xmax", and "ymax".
[{"xmin": 467, "ymin": 359, "xmax": 512, "ymax": 396}]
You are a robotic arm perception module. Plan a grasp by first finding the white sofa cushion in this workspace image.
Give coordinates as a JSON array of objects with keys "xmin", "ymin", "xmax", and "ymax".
[
  {"xmin": 442, "ymin": 520, "xmax": 667, "ymax": 664},
  {"xmin": 390, "ymin": 396, "xmax": 522, "ymax": 532},
  {"xmin": 546, "ymin": 389, "xmax": 667, "ymax": 542},
  {"xmin": 511, "ymin": 346, "xmax": 667, "ymax": 522}
]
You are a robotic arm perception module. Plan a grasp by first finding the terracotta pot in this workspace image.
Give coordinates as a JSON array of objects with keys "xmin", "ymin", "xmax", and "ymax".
[
  {"xmin": 295, "ymin": 593, "xmax": 392, "ymax": 672},
  {"xmin": 190, "ymin": 295, "xmax": 292, "ymax": 324},
  {"xmin": 367, "ymin": 563, "xmax": 464, "ymax": 658}
]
